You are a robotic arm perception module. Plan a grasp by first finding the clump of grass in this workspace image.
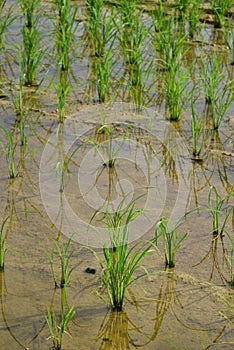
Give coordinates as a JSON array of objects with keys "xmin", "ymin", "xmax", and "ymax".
[
  {"xmin": 188, "ymin": 0, "xmax": 202, "ymax": 39},
  {"xmin": 53, "ymin": 0, "xmax": 79, "ymax": 122},
  {"xmin": 155, "ymin": 19, "xmax": 191, "ymax": 120},
  {"xmin": 155, "ymin": 216, "xmax": 188, "ymax": 268},
  {"xmin": 91, "ymin": 195, "xmax": 153, "ymax": 311},
  {"xmin": 89, "ymin": 124, "xmax": 127, "ymax": 168},
  {"xmin": 85, "ymin": 0, "xmax": 116, "ymax": 59},
  {"xmin": 175, "ymin": 0, "xmax": 190, "ymax": 23},
  {"xmin": 199, "ymin": 53, "xmax": 233, "ymax": 129},
  {"xmin": 56, "ymin": 143, "xmax": 83, "ymax": 193},
  {"xmin": 206, "ymin": 186, "xmax": 233, "ymax": 236},
  {"xmin": 44, "ymin": 235, "xmax": 75, "ymax": 288},
  {"xmin": 21, "ymin": 0, "xmax": 44, "ymax": 86},
  {"xmin": 151, "ymin": 0, "xmax": 167, "ymax": 33},
  {"xmin": 0, "ymin": 126, "xmax": 18, "ymax": 179},
  {"xmin": 209, "ymin": 0, "xmax": 233, "ymax": 28},
  {"xmin": 190, "ymin": 98, "xmax": 210, "ymax": 158},
  {"xmin": 46, "ymin": 287, "xmax": 75, "ymax": 350},
  {"xmin": 0, "ymin": 1, "xmax": 16, "ymax": 50}
]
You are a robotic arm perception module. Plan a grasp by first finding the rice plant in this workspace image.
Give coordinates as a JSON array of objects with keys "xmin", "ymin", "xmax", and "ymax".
[
  {"xmin": 44, "ymin": 235, "xmax": 75, "ymax": 288},
  {"xmin": 46, "ymin": 287, "xmax": 75, "ymax": 349},
  {"xmin": 151, "ymin": 0, "xmax": 167, "ymax": 33},
  {"xmin": 175, "ymin": 0, "xmax": 190, "ymax": 23},
  {"xmin": 199, "ymin": 53, "xmax": 233, "ymax": 129},
  {"xmin": 118, "ymin": 6, "xmax": 152, "ymax": 109},
  {"xmin": 188, "ymin": 0, "xmax": 202, "ymax": 39},
  {"xmin": 210, "ymin": 80, "xmax": 234, "ymax": 130},
  {"xmin": 85, "ymin": 0, "xmax": 116, "ymax": 59},
  {"xmin": 91, "ymin": 195, "xmax": 153, "ymax": 311},
  {"xmin": 6, "ymin": 66, "xmax": 25, "ymax": 118},
  {"xmin": 53, "ymin": 0, "xmax": 79, "ymax": 122},
  {"xmin": 89, "ymin": 124, "xmax": 127, "ymax": 168},
  {"xmin": 0, "ymin": 126, "xmax": 18, "ymax": 179},
  {"xmin": 209, "ymin": 0, "xmax": 233, "ymax": 28},
  {"xmin": 55, "ymin": 0, "xmax": 79, "ymax": 71},
  {"xmin": 56, "ymin": 143, "xmax": 83, "ymax": 192},
  {"xmin": 199, "ymin": 53, "xmax": 223, "ymax": 105},
  {"xmin": 155, "ymin": 216, "xmax": 188, "ymax": 268},
  {"xmin": 0, "ymin": 1, "xmax": 16, "ymax": 50},
  {"xmin": 56, "ymin": 70, "xmax": 70, "ymax": 123},
  {"xmin": 155, "ymin": 20, "xmax": 191, "ymax": 120},
  {"xmin": 206, "ymin": 186, "xmax": 233, "ymax": 236},
  {"xmin": 190, "ymin": 100, "xmax": 209, "ymax": 157},
  {"xmin": 21, "ymin": 0, "xmax": 44, "ymax": 86}
]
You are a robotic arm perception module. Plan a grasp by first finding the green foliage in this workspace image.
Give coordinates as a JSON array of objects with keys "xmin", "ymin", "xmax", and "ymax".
[
  {"xmin": 44, "ymin": 235, "xmax": 75, "ymax": 288},
  {"xmin": 89, "ymin": 124, "xmax": 127, "ymax": 168},
  {"xmin": 155, "ymin": 216, "xmax": 188, "ymax": 268},
  {"xmin": 0, "ymin": 126, "xmax": 18, "ymax": 179},
  {"xmin": 206, "ymin": 186, "xmax": 233, "ymax": 236},
  {"xmin": 209, "ymin": 0, "xmax": 233, "ymax": 28},
  {"xmin": 199, "ymin": 53, "xmax": 233, "ymax": 129},
  {"xmin": 155, "ymin": 20, "xmax": 191, "ymax": 120},
  {"xmin": 0, "ymin": 2, "xmax": 16, "ymax": 49},
  {"xmin": 190, "ymin": 100, "xmax": 209, "ymax": 157},
  {"xmin": 46, "ymin": 287, "xmax": 75, "ymax": 349},
  {"xmin": 91, "ymin": 196, "xmax": 153, "ymax": 311}
]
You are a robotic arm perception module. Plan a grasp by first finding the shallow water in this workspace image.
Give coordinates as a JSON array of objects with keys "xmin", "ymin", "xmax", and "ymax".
[{"xmin": 0, "ymin": 1, "xmax": 234, "ymax": 349}]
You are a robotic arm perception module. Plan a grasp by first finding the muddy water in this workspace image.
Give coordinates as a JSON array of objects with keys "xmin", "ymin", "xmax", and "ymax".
[{"xmin": 0, "ymin": 1, "xmax": 234, "ymax": 349}]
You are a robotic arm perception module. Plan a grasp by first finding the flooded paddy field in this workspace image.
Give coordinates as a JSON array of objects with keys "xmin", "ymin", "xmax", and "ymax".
[{"xmin": 0, "ymin": 1, "xmax": 233, "ymax": 349}]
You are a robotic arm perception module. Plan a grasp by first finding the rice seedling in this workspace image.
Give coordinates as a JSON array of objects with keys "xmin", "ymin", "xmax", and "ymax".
[
  {"xmin": 206, "ymin": 186, "xmax": 233, "ymax": 236},
  {"xmin": 0, "ymin": 1, "xmax": 16, "ymax": 50},
  {"xmin": 164, "ymin": 64, "xmax": 191, "ymax": 121},
  {"xmin": 56, "ymin": 143, "xmax": 83, "ymax": 192},
  {"xmin": 96, "ymin": 43, "xmax": 113, "ymax": 103},
  {"xmin": 155, "ymin": 216, "xmax": 188, "ymax": 268},
  {"xmin": 56, "ymin": 70, "xmax": 70, "ymax": 123},
  {"xmin": 151, "ymin": 0, "xmax": 167, "ymax": 33},
  {"xmin": 199, "ymin": 53, "xmax": 223, "ymax": 105},
  {"xmin": 0, "ymin": 126, "xmax": 18, "ymax": 179},
  {"xmin": 210, "ymin": 80, "xmax": 234, "ymax": 130},
  {"xmin": 91, "ymin": 195, "xmax": 153, "ymax": 311},
  {"xmin": 89, "ymin": 124, "xmax": 127, "ymax": 168},
  {"xmin": 55, "ymin": 0, "xmax": 79, "ymax": 72},
  {"xmin": 46, "ymin": 287, "xmax": 75, "ymax": 349},
  {"xmin": 154, "ymin": 20, "xmax": 191, "ymax": 120},
  {"xmin": 190, "ymin": 100, "xmax": 209, "ymax": 157},
  {"xmin": 187, "ymin": 0, "xmax": 202, "ymax": 39},
  {"xmin": 199, "ymin": 52, "xmax": 234, "ymax": 129},
  {"xmin": 118, "ymin": 6, "xmax": 152, "ymax": 109},
  {"xmin": 44, "ymin": 235, "xmax": 75, "ymax": 288},
  {"xmin": 21, "ymin": 0, "xmax": 44, "ymax": 86},
  {"xmin": 175, "ymin": 0, "xmax": 190, "ymax": 23},
  {"xmin": 53, "ymin": 0, "xmax": 79, "ymax": 122},
  {"xmin": 6, "ymin": 68, "xmax": 25, "ymax": 119},
  {"xmin": 85, "ymin": 0, "xmax": 116, "ymax": 59},
  {"xmin": 225, "ymin": 18, "xmax": 234, "ymax": 65},
  {"xmin": 209, "ymin": 0, "xmax": 233, "ymax": 28}
]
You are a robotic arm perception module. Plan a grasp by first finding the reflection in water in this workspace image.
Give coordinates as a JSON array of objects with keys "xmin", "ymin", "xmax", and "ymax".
[
  {"xmin": 0, "ymin": 270, "xmax": 47, "ymax": 350},
  {"xmin": 193, "ymin": 235, "xmax": 230, "ymax": 284}
]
